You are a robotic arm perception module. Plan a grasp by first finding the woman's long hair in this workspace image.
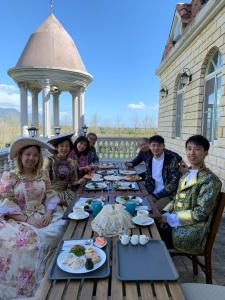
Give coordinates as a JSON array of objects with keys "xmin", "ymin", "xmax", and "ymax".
[
  {"xmin": 16, "ymin": 145, "xmax": 43, "ymax": 176},
  {"xmin": 73, "ymin": 136, "xmax": 90, "ymax": 157}
]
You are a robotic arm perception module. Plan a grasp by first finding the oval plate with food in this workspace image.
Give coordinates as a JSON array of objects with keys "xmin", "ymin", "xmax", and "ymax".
[
  {"xmin": 57, "ymin": 244, "xmax": 106, "ymax": 274},
  {"xmin": 119, "ymin": 170, "xmax": 137, "ymax": 175},
  {"xmin": 124, "ymin": 175, "xmax": 142, "ymax": 181}
]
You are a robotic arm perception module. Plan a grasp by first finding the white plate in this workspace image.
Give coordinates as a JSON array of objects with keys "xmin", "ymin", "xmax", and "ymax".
[
  {"xmin": 132, "ymin": 216, "xmax": 154, "ymax": 226},
  {"xmin": 91, "ymin": 177, "xmax": 104, "ymax": 182},
  {"xmin": 119, "ymin": 170, "xmax": 137, "ymax": 175},
  {"xmin": 97, "ymin": 170, "xmax": 116, "ymax": 175},
  {"xmin": 74, "ymin": 197, "xmax": 93, "ymax": 208},
  {"xmin": 94, "ymin": 240, "xmax": 107, "ymax": 249},
  {"xmin": 104, "ymin": 175, "xmax": 123, "ymax": 181},
  {"xmin": 116, "ymin": 196, "xmax": 143, "ymax": 205},
  {"xmin": 68, "ymin": 211, "xmax": 89, "ymax": 220},
  {"xmin": 114, "ymin": 182, "xmax": 136, "ymax": 190},
  {"xmin": 135, "ymin": 205, "xmax": 150, "ymax": 211},
  {"xmin": 85, "ymin": 182, "xmax": 107, "ymax": 190},
  {"xmin": 57, "ymin": 245, "xmax": 106, "ymax": 274},
  {"xmin": 98, "ymin": 163, "xmax": 115, "ymax": 169},
  {"xmin": 75, "ymin": 198, "xmax": 104, "ymax": 209}
]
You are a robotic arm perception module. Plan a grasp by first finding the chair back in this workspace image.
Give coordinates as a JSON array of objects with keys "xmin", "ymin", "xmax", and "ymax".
[{"xmin": 205, "ymin": 192, "xmax": 225, "ymax": 254}]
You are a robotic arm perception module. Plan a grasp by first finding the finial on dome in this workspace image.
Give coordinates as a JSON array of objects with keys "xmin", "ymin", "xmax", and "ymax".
[{"xmin": 50, "ymin": 0, "xmax": 54, "ymax": 13}]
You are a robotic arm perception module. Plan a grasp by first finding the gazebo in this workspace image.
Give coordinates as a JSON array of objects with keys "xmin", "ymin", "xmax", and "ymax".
[{"xmin": 8, "ymin": 13, "xmax": 93, "ymax": 137}]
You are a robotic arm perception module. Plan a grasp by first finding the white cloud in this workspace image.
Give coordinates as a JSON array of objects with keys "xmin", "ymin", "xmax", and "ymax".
[
  {"xmin": 0, "ymin": 83, "xmax": 31, "ymax": 111},
  {"xmin": 127, "ymin": 101, "xmax": 146, "ymax": 109},
  {"xmin": 59, "ymin": 111, "xmax": 72, "ymax": 124},
  {"xmin": 0, "ymin": 84, "xmax": 20, "ymax": 110},
  {"xmin": 127, "ymin": 101, "xmax": 159, "ymax": 111}
]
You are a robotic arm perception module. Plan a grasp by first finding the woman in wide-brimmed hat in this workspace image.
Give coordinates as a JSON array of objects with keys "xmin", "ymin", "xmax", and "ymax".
[
  {"xmin": 46, "ymin": 132, "xmax": 87, "ymax": 206},
  {"xmin": 0, "ymin": 136, "xmax": 67, "ymax": 298}
]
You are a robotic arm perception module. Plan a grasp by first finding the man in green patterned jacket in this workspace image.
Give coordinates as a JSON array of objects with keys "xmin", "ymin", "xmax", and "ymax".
[{"xmin": 153, "ymin": 135, "xmax": 222, "ymax": 254}]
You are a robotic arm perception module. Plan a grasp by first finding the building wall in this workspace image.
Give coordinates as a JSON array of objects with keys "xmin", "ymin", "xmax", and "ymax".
[{"xmin": 157, "ymin": 2, "xmax": 225, "ymax": 188}]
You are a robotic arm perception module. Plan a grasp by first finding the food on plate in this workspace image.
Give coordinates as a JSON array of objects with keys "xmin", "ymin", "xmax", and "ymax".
[
  {"xmin": 121, "ymin": 195, "xmax": 129, "ymax": 200},
  {"xmin": 70, "ymin": 244, "xmax": 85, "ymax": 257},
  {"xmin": 63, "ymin": 253, "xmax": 85, "ymax": 269},
  {"xmin": 85, "ymin": 246, "xmax": 101, "ymax": 264},
  {"xmin": 95, "ymin": 237, "xmax": 106, "ymax": 247},
  {"xmin": 85, "ymin": 258, "xmax": 94, "ymax": 270},
  {"xmin": 124, "ymin": 175, "xmax": 141, "ymax": 181},
  {"xmin": 86, "ymin": 198, "xmax": 93, "ymax": 205}
]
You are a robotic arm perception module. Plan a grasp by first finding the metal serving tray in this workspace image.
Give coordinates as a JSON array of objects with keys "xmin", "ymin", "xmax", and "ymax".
[
  {"xmin": 116, "ymin": 240, "xmax": 179, "ymax": 281},
  {"xmin": 49, "ymin": 240, "xmax": 110, "ymax": 280}
]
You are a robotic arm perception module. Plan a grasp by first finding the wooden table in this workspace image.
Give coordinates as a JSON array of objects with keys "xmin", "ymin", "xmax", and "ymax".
[{"xmin": 34, "ymin": 169, "xmax": 185, "ymax": 300}]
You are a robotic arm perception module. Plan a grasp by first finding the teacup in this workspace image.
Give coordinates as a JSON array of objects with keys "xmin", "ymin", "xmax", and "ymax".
[
  {"xmin": 139, "ymin": 235, "xmax": 150, "ymax": 245},
  {"xmin": 125, "ymin": 201, "xmax": 137, "ymax": 216},
  {"xmin": 130, "ymin": 234, "xmax": 139, "ymax": 245},
  {"xmin": 136, "ymin": 210, "xmax": 149, "ymax": 223},
  {"xmin": 119, "ymin": 234, "xmax": 130, "ymax": 245},
  {"xmin": 73, "ymin": 207, "xmax": 85, "ymax": 217},
  {"xmin": 91, "ymin": 200, "xmax": 103, "ymax": 217}
]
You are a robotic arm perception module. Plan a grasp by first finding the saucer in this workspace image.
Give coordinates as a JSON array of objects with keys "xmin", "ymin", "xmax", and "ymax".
[
  {"xmin": 94, "ymin": 240, "xmax": 107, "ymax": 249},
  {"xmin": 68, "ymin": 211, "xmax": 89, "ymax": 220},
  {"xmin": 132, "ymin": 216, "xmax": 154, "ymax": 226}
]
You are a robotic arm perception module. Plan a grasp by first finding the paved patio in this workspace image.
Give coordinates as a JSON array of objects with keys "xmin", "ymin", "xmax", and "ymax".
[{"xmin": 174, "ymin": 213, "xmax": 225, "ymax": 285}]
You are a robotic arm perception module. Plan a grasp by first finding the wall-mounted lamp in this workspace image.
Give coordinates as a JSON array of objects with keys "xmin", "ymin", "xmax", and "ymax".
[
  {"xmin": 28, "ymin": 125, "xmax": 38, "ymax": 137},
  {"xmin": 160, "ymin": 85, "xmax": 168, "ymax": 98},
  {"xmin": 181, "ymin": 68, "xmax": 192, "ymax": 86},
  {"xmin": 82, "ymin": 124, "xmax": 88, "ymax": 136},
  {"xmin": 54, "ymin": 126, "xmax": 61, "ymax": 136}
]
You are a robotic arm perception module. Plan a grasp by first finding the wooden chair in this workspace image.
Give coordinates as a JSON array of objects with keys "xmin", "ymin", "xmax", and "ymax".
[{"xmin": 169, "ymin": 192, "xmax": 225, "ymax": 284}]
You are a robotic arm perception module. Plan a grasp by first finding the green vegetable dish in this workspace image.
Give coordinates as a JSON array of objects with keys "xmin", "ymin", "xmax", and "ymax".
[
  {"xmin": 70, "ymin": 245, "xmax": 85, "ymax": 257},
  {"xmin": 85, "ymin": 258, "xmax": 94, "ymax": 270}
]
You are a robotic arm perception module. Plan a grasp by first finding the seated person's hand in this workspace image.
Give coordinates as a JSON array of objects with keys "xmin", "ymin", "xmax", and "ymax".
[
  {"xmin": 124, "ymin": 161, "xmax": 133, "ymax": 168},
  {"xmin": 92, "ymin": 164, "xmax": 99, "ymax": 170},
  {"xmin": 83, "ymin": 174, "xmax": 92, "ymax": 180},
  {"xmin": 27, "ymin": 216, "xmax": 46, "ymax": 228},
  {"xmin": 158, "ymin": 215, "xmax": 168, "ymax": 229},
  {"xmin": 78, "ymin": 177, "xmax": 86, "ymax": 184},
  {"xmin": 41, "ymin": 211, "xmax": 53, "ymax": 227}
]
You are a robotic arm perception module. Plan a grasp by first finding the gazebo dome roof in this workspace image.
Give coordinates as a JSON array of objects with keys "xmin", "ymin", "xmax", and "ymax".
[{"xmin": 16, "ymin": 13, "xmax": 88, "ymax": 74}]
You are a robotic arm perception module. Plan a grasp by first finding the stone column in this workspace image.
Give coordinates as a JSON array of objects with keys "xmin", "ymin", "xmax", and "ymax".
[
  {"xmin": 41, "ymin": 79, "xmax": 51, "ymax": 137},
  {"xmin": 18, "ymin": 82, "xmax": 28, "ymax": 136},
  {"xmin": 70, "ymin": 90, "xmax": 79, "ymax": 135},
  {"xmin": 53, "ymin": 92, "xmax": 60, "ymax": 128},
  {"xmin": 30, "ymin": 88, "xmax": 40, "ymax": 127},
  {"xmin": 78, "ymin": 87, "xmax": 85, "ymax": 134}
]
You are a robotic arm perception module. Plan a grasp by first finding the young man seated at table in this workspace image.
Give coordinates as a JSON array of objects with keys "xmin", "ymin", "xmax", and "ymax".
[
  {"xmin": 152, "ymin": 135, "xmax": 222, "ymax": 254},
  {"xmin": 145, "ymin": 135, "xmax": 182, "ymax": 210}
]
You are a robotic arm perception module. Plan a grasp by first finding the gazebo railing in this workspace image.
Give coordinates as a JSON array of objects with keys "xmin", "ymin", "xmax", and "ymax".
[{"xmin": 96, "ymin": 137, "xmax": 139, "ymax": 161}]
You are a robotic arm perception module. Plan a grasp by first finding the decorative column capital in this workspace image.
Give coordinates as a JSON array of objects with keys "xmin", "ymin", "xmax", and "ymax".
[
  {"xmin": 70, "ymin": 89, "xmax": 79, "ymax": 98},
  {"xmin": 18, "ymin": 82, "xmax": 27, "ymax": 89},
  {"xmin": 39, "ymin": 79, "xmax": 51, "ymax": 88},
  {"xmin": 29, "ymin": 87, "xmax": 41, "ymax": 95},
  {"xmin": 78, "ymin": 86, "xmax": 86, "ymax": 94}
]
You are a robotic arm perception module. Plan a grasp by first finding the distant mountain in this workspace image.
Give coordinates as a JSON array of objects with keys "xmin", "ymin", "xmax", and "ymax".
[{"xmin": 0, "ymin": 108, "xmax": 20, "ymax": 118}]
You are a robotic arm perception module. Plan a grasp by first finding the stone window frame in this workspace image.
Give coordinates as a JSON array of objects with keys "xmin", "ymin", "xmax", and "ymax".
[
  {"xmin": 170, "ymin": 12, "xmax": 182, "ymax": 44},
  {"xmin": 200, "ymin": 47, "xmax": 222, "ymax": 143},
  {"xmin": 172, "ymin": 74, "xmax": 184, "ymax": 139}
]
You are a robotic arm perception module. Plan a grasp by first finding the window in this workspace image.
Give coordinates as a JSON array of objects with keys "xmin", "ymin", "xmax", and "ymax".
[
  {"xmin": 175, "ymin": 80, "xmax": 184, "ymax": 138},
  {"xmin": 203, "ymin": 51, "xmax": 222, "ymax": 142},
  {"xmin": 171, "ymin": 15, "xmax": 182, "ymax": 43}
]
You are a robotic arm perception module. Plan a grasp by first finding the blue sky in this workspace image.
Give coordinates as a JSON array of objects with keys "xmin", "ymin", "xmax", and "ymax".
[{"xmin": 0, "ymin": 0, "xmax": 189, "ymax": 128}]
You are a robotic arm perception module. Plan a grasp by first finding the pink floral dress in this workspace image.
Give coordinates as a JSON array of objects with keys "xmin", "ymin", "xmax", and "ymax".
[
  {"xmin": 0, "ymin": 170, "xmax": 66, "ymax": 299},
  {"xmin": 69, "ymin": 150, "xmax": 88, "ymax": 178}
]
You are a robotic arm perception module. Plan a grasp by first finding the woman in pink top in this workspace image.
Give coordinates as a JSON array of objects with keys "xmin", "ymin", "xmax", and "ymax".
[{"xmin": 69, "ymin": 136, "xmax": 92, "ymax": 178}]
